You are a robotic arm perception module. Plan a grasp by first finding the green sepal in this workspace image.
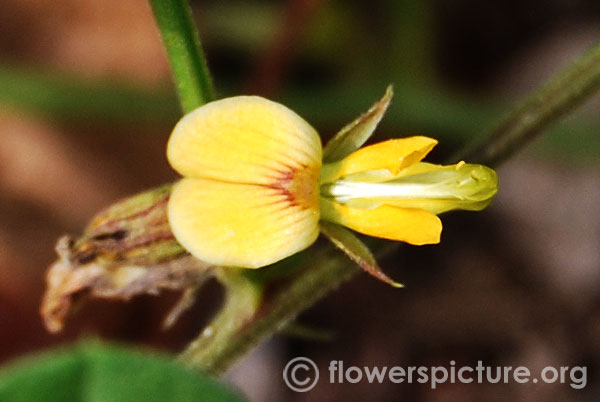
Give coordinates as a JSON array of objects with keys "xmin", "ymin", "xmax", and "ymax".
[
  {"xmin": 320, "ymin": 221, "xmax": 403, "ymax": 288},
  {"xmin": 322, "ymin": 85, "xmax": 393, "ymax": 163}
]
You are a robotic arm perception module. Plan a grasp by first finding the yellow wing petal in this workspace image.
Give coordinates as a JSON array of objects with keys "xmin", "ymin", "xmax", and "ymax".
[
  {"xmin": 320, "ymin": 198, "xmax": 441, "ymax": 245},
  {"xmin": 168, "ymin": 178, "xmax": 320, "ymax": 268},
  {"xmin": 167, "ymin": 96, "xmax": 322, "ymax": 185},
  {"xmin": 321, "ymin": 137, "xmax": 437, "ymax": 183}
]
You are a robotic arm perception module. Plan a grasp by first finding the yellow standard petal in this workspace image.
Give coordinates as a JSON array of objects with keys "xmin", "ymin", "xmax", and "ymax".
[
  {"xmin": 169, "ymin": 178, "xmax": 320, "ymax": 268},
  {"xmin": 167, "ymin": 96, "xmax": 322, "ymax": 184},
  {"xmin": 166, "ymin": 96, "xmax": 323, "ymax": 268},
  {"xmin": 320, "ymin": 198, "xmax": 442, "ymax": 245},
  {"xmin": 321, "ymin": 136, "xmax": 437, "ymax": 183}
]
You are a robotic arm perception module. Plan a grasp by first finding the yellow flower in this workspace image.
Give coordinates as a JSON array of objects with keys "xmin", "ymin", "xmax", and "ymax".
[{"xmin": 166, "ymin": 88, "xmax": 498, "ymax": 278}]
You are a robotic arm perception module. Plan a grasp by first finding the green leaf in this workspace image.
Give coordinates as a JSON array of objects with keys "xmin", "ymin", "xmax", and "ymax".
[
  {"xmin": 0, "ymin": 342, "xmax": 246, "ymax": 402},
  {"xmin": 320, "ymin": 221, "xmax": 403, "ymax": 287},
  {"xmin": 322, "ymin": 85, "xmax": 393, "ymax": 163}
]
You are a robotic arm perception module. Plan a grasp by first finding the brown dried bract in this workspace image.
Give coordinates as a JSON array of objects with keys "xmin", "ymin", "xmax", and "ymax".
[{"xmin": 40, "ymin": 185, "xmax": 214, "ymax": 333}]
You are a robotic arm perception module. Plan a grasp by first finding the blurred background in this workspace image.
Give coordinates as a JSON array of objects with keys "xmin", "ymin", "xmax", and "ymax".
[{"xmin": 0, "ymin": 0, "xmax": 599, "ymax": 401}]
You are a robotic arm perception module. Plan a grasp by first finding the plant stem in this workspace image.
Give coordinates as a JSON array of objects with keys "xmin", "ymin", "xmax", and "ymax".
[
  {"xmin": 453, "ymin": 40, "xmax": 600, "ymax": 165},
  {"xmin": 246, "ymin": 0, "xmax": 324, "ymax": 96},
  {"xmin": 149, "ymin": 0, "xmax": 215, "ymax": 112}
]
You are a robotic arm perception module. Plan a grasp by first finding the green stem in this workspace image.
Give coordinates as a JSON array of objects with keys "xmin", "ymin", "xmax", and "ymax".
[
  {"xmin": 453, "ymin": 40, "xmax": 600, "ymax": 165},
  {"xmin": 149, "ymin": 0, "xmax": 215, "ymax": 112}
]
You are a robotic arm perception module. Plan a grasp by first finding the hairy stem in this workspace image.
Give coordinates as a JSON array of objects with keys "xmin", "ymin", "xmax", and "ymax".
[
  {"xmin": 179, "ymin": 243, "xmax": 396, "ymax": 375},
  {"xmin": 178, "ymin": 269, "xmax": 264, "ymax": 374},
  {"xmin": 452, "ymin": 40, "xmax": 600, "ymax": 165},
  {"xmin": 149, "ymin": 0, "xmax": 215, "ymax": 112}
]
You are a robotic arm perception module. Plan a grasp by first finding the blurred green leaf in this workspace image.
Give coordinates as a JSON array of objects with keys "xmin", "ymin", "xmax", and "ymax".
[
  {"xmin": 202, "ymin": 2, "xmax": 279, "ymax": 50},
  {"xmin": 384, "ymin": 0, "xmax": 434, "ymax": 85},
  {"xmin": 0, "ymin": 66, "xmax": 598, "ymax": 163},
  {"xmin": 0, "ymin": 342, "xmax": 246, "ymax": 402},
  {"xmin": 0, "ymin": 66, "xmax": 179, "ymax": 126}
]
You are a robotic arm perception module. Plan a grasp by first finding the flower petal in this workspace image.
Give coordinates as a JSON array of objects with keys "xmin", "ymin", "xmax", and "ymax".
[
  {"xmin": 338, "ymin": 197, "xmax": 494, "ymax": 215},
  {"xmin": 320, "ymin": 198, "xmax": 441, "ymax": 245},
  {"xmin": 169, "ymin": 178, "xmax": 319, "ymax": 268},
  {"xmin": 321, "ymin": 136, "xmax": 437, "ymax": 183},
  {"xmin": 167, "ymin": 96, "xmax": 322, "ymax": 185}
]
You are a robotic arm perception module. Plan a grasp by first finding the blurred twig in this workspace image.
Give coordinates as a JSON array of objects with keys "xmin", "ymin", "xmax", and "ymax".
[
  {"xmin": 149, "ymin": 0, "xmax": 215, "ymax": 112},
  {"xmin": 453, "ymin": 40, "xmax": 600, "ymax": 165},
  {"xmin": 246, "ymin": 0, "xmax": 325, "ymax": 96}
]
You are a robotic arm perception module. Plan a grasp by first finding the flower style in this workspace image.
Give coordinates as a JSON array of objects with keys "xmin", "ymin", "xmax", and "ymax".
[{"xmin": 166, "ymin": 88, "xmax": 498, "ymax": 284}]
